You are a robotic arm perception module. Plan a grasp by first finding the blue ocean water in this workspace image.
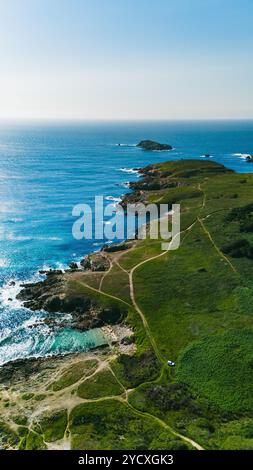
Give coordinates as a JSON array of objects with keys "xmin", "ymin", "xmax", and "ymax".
[{"xmin": 0, "ymin": 120, "xmax": 253, "ymax": 364}]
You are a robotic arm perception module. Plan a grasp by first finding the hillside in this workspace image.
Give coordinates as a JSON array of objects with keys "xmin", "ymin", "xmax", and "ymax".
[{"xmin": 1, "ymin": 159, "xmax": 253, "ymax": 450}]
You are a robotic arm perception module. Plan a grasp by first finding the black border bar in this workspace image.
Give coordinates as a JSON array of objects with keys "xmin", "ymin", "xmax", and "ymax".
[{"xmin": 0, "ymin": 450, "xmax": 252, "ymax": 468}]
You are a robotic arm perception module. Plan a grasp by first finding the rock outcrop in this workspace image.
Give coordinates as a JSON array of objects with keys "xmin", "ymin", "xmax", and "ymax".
[
  {"xmin": 17, "ymin": 272, "xmax": 126, "ymax": 331},
  {"xmin": 102, "ymin": 241, "xmax": 132, "ymax": 253},
  {"xmin": 80, "ymin": 253, "xmax": 110, "ymax": 271}
]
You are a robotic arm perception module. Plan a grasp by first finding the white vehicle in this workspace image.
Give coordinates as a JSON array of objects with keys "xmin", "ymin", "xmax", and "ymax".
[{"xmin": 167, "ymin": 360, "xmax": 175, "ymax": 367}]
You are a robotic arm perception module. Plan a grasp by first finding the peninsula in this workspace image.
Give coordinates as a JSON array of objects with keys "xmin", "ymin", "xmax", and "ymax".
[{"xmin": 1, "ymin": 159, "xmax": 253, "ymax": 451}]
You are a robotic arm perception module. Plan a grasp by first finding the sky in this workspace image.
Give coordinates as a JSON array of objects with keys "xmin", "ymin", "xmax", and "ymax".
[{"xmin": 0, "ymin": 0, "xmax": 252, "ymax": 120}]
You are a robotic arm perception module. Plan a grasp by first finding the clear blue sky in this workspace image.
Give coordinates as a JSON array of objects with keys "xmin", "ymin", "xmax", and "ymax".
[{"xmin": 0, "ymin": 0, "xmax": 252, "ymax": 119}]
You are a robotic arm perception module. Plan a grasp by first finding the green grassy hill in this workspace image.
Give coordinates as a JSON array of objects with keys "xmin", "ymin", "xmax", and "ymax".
[{"xmin": 1, "ymin": 159, "xmax": 253, "ymax": 450}]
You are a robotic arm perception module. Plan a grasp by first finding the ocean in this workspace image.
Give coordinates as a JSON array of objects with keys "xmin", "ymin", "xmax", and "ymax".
[{"xmin": 0, "ymin": 120, "xmax": 253, "ymax": 364}]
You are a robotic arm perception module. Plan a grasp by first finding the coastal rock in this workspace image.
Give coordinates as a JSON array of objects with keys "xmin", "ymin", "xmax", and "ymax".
[
  {"xmin": 69, "ymin": 261, "xmax": 79, "ymax": 271},
  {"xmin": 102, "ymin": 241, "xmax": 132, "ymax": 253},
  {"xmin": 47, "ymin": 269, "xmax": 63, "ymax": 276},
  {"xmin": 80, "ymin": 256, "xmax": 91, "ymax": 270},
  {"xmin": 17, "ymin": 273, "xmax": 65, "ymax": 310},
  {"xmin": 128, "ymin": 176, "xmax": 178, "ymax": 192},
  {"xmin": 120, "ymin": 190, "xmax": 146, "ymax": 209},
  {"xmin": 39, "ymin": 269, "xmax": 63, "ymax": 275},
  {"xmin": 120, "ymin": 164, "xmax": 181, "ymax": 208},
  {"xmin": 137, "ymin": 140, "xmax": 172, "ymax": 151},
  {"xmin": 246, "ymin": 155, "xmax": 253, "ymax": 162},
  {"xmin": 16, "ymin": 269, "xmax": 126, "ymax": 332},
  {"xmin": 80, "ymin": 253, "xmax": 110, "ymax": 272}
]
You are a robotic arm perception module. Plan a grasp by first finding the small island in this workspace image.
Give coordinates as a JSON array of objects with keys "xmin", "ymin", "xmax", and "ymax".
[{"xmin": 137, "ymin": 140, "xmax": 172, "ymax": 151}]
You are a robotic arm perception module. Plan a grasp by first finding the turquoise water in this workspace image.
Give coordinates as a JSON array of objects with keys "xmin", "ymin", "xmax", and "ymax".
[{"xmin": 0, "ymin": 120, "xmax": 253, "ymax": 364}]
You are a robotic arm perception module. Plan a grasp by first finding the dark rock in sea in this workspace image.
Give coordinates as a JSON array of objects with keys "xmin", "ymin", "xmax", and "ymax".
[
  {"xmin": 46, "ymin": 269, "xmax": 63, "ymax": 276},
  {"xmin": 246, "ymin": 155, "xmax": 253, "ymax": 162},
  {"xmin": 69, "ymin": 261, "xmax": 78, "ymax": 271},
  {"xmin": 137, "ymin": 140, "xmax": 172, "ymax": 151},
  {"xmin": 204, "ymin": 154, "xmax": 210, "ymax": 158},
  {"xmin": 39, "ymin": 268, "xmax": 61, "ymax": 275},
  {"xmin": 16, "ymin": 269, "xmax": 127, "ymax": 332},
  {"xmin": 9, "ymin": 281, "xmax": 16, "ymax": 286}
]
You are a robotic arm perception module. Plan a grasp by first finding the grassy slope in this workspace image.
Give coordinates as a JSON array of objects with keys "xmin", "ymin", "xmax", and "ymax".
[{"xmin": 1, "ymin": 159, "xmax": 253, "ymax": 450}]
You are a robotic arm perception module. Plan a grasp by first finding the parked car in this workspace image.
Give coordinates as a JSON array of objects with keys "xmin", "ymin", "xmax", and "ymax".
[{"xmin": 167, "ymin": 360, "xmax": 175, "ymax": 367}]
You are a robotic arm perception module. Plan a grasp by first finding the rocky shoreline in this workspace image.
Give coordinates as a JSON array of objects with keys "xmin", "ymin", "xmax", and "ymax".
[
  {"xmin": 13, "ymin": 158, "xmax": 180, "ymax": 365},
  {"xmin": 16, "ymin": 161, "xmax": 180, "ymax": 314},
  {"xmin": 120, "ymin": 161, "xmax": 184, "ymax": 207},
  {"xmin": 17, "ymin": 268, "xmax": 127, "ymax": 332}
]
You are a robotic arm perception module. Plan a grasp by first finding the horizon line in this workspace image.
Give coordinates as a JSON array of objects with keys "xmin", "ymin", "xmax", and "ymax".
[{"xmin": 0, "ymin": 117, "xmax": 253, "ymax": 124}]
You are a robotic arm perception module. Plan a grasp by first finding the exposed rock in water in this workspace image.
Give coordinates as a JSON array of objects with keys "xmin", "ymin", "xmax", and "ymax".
[
  {"xmin": 16, "ymin": 272, "xmax": 126, "ymax": 331},
  {"xmin": 246, "ymin": 155, "xmax": 253, "ymax": 163},
  {"xmin": 46, "ymin": 269, "xmax": 63, "ymax": 276},
  {"xmin": 137, "ymin": 140, "xmax": 172, "ymax": 151},
  {"xmin": 120, "ymin": 163, "xmax": 182, "ymax": 208},
  {"xmin": 69, "ymin": 261, "xmax": 79, "ymax": 271}
]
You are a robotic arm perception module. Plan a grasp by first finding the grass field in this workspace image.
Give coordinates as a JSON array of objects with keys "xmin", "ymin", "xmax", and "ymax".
[{"xmin": 176, "ymin": 329, "xmax": 253, "ymax": 413}]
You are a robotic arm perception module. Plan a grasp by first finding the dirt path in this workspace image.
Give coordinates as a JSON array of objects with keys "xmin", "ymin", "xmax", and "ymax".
[
  {"xmin": 198, "ymin": 217, "xmax": 237, "ymax": 274},
  {"xmin": 75, "ymin": 279, "xmax": 132, "ymax": 308},
  {"xmin": 128, "ymin": 220, "xmax": 197, "ymax": 364},
  {"xmin": 108, "ymin": 364, "xmax": 204, "ymax": 451},
  {"xmin": 14, "ymin": 215, "xmax": 207, "ymax": 451},
  {"xmin": 99, "ymin": 259, "xmax": 113, "ymax": 291}
]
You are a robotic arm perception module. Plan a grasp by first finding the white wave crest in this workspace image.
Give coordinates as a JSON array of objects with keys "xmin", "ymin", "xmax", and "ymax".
[{"xmin": 233, "ymin": 153, "xmax": 251, "ymax": 159}]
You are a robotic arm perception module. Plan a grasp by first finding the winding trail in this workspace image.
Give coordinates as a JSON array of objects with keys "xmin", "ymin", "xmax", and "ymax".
[
  {"xmin": 107, "ymin": 365, "xmax": 204, "ymax": 450},
  {"xmin": 4, "ymin": 171, "xmax": 240, "ymax": 452},
  {"xmin": 68, "ymin": 189, "xmax": 215, "ymax": 450},
  {"xmin": 45, "ymin": 195, "xmax": 215, "ymax": 451},
  {"xmin": 73, "ymin": 225, "xmax": 205, "ymax": 451},
  {"xmin": 62, "ymin": 177, "xmax": 237, "ymax": 451},
  {"xmin": 99, "ymin": 259, "xmax": 113, "ymax": 291},
  {"xmin": 75, "ymin": 279, "xmax": 132, "ymax": 308},
  {"xmin": 128, "ymin": 220, "xmax": 197, "ymax": 364},
  {"xmin": 198, "ymin": 217, "xmax": 237, "ymax": 274}
]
